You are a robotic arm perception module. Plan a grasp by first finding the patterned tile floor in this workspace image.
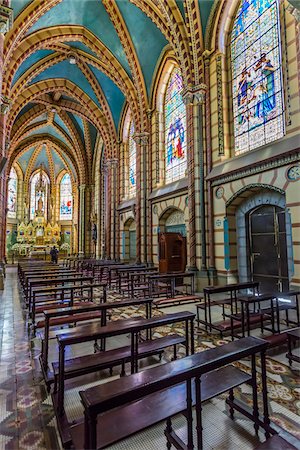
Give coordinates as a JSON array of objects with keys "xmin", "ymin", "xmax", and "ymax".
[{"xmin": 0, "ymin": 267, "xmax": 299, "ymax": 449}]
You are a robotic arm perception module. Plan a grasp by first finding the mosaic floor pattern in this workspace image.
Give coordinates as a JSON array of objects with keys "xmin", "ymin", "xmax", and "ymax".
[{"xmin": 0, "ymin": 268, "xmax": 299, "ymax": 450}]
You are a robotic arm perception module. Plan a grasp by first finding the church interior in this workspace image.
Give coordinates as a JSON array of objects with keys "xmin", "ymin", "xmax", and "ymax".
[{"xmin": 0, "ymin": 0, "xmax": 299, "ymax": 449}]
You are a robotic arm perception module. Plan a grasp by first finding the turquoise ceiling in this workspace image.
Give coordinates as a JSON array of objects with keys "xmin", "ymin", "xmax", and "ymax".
[
  {"xmin": 64, "ymin": 41, "xmax": 98, "ymax": 58},
  {"xmin": 116, "ymin": 1, "xmax": 168, "ymax": 97},
  {"xmin": 17, "ymin": 147, "xmax": 34, "ymax": 173},
  {"xmin": 15, "ymin": 145, "xmax": 75, "ymax": 178},
  {"xmin": 175, "ymin": 1, "xmax": 185, "ymax": 19},
  {"xmin": 27, "ymin": 0, "xmax": 131, "ymax": 76},
  {"xmin": 29, "ymin": 60, "xmax": 101, "ymax": 109},
  {"xmin": 199, "ymin": 0, "xmax": 215, "ymax": 35},
  {"xmin": 12, "ymin": 50, "xmax": 54, "ymax": 87},
  {"xmin": 88, "ymin": 65, "xmax": 125, "ymax": 129},
  {"xmin": 27, "ymin": 124, "xmax": 69, "ymax": 147},
  {"xmin": 11, "ymin": 0, "xmax": 31, "ymax": 17},
  {"xmin": 54, "ymin": 115, "xmax": 71, "ymax": 137}
]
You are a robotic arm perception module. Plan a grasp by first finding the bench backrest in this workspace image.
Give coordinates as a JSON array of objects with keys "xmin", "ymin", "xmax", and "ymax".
[
  {"xmin": 80, "ymin": 336, "xmax": 267, "ymax": 415},
  {"xmin": 57, "ymin": 310, "xmax": 195, "ymax": 346},
  {"xmin": 203, "ymin": 281, "xmax": 259, "ymax": 295}
]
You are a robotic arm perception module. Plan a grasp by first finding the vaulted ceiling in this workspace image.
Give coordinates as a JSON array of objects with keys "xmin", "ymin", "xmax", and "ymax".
[{"xmin": 4, "ymin": 0, "xmax": 215, "ymax": 184}]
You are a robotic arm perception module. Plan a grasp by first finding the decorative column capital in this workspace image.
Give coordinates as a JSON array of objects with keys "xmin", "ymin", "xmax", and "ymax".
[
  {"xmin": 133, "ymin": 132, "xmax": 149, "ymax": 145},
  {"xmin": 78, "ymin": 184, "xmax": 86, "ymax": 192},
  {"xmin": 181, "ymin": 84, "xmax": 207, "ymax": 105},
  {"xmin": 0, "ymin": 4, "xmax": 13, "ymax": 34},
  {"xmin": 0, "ymin": 96, "xmax": 11, "ymax": 115}
]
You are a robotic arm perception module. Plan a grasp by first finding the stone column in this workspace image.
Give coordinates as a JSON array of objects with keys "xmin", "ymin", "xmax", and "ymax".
[
  {"xmin": 203, "ymin": 52, "xmax": 217, "ymax": 284},
  {"xmin": 182, "ymin": 84, "xmax": 209, "ymax": 283},
  {"xmin": 133, "ymin": 132, "xmax": 149, "ymax": 264},
  {"xmin": 103, "ymin": 161, "xmax": 111, "ymax": 259},
  {"xmin": 78, "ymin": 184, "xmax": 86, "ymax": 254},
  {"xmin": 109, "ymin": 158, "xmax": 118, "ymax": 260},
  {"xmin": 0, "ymin": 3, "xmax": 13, "ymax": 281}
]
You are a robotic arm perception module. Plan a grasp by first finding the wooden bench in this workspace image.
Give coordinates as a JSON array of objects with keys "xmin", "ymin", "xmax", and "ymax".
[
  {"xmin": 55, "ymin": 311, "xmax": 195, "ymax": 415},
  {"xmin": 39, "ymin": 297, "xmax": 154, "ymax": 389},
  {"xmin": 149, "ymin": 272, "xmax": 199, "ymax": 307},
  {"xmin": 153, "ymin": 294, "xmax": 202, "ymax": 307},
  {"xmin": 65, "ymin": 336, "xmax": 270, "ymax": 450},
  {"xmin": 52, "ymin": 333, "xmax": 185, "ymax": 392},
  {"xmin": 197, "ymin": 281, "xmax": 260, "ymax": 337},
  {"xmin": 31, "ymin": 282, "xmax": 107, "ymax": 328},
  {"xmin": 28, "ymin": 275, "xmax": 94, "ymax": 311}
]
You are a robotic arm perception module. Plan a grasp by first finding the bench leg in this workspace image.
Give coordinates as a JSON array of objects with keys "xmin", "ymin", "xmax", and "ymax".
[
  {"xmin": 165, "ymin": 417, "xmax": 173, "ymax": 450},
  {"xmin": 228, "ymin": 388, "xmax": 235, "ymax": 420},
  {"xmin": 120, "ymin": 362, "xmax": 126, "ymax": 377},
  {"xmin": 173, "ymin": 344, "xmax": 177, "ymax": 361}
]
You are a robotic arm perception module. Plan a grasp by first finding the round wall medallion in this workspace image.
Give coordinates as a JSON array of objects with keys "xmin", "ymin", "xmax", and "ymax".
[
  {"xmin": 153, "ymin": 205, "xmax": 158, "ymax": 215},
  {"xmin": 286, "ymin": 165, "xmax": 300, "ymax": 182},
  {"xmin": 215, "ymin": 187, "xmax": 224, "ymax": 199}
]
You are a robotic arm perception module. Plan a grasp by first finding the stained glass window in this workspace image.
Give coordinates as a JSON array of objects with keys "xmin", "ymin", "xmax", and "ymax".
[
  {"xmin": 128, "ymin": 121, "xmax": 136, "ymax": 198},
  {"xmin": 7, "ymin": 167, "xmax": 17, "ymax": 219},
  {"xmin": 60, "ymin": 173, "xmax": 72, "ymax": 220},
  {"xmin": 30, "ymin": 171, "xmax": 49, "ymax": 220},
  {"xmin": 231, "ymin": 0, "xmax": 284, "ymax": 154},
  {"xmin": 164, "ymin": 67, "xmax": 187, "ymax": 184}
]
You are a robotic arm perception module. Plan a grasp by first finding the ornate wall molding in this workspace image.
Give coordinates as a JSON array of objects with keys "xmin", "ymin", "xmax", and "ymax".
[{"xmin": 211, "ymin": 151, "xmax": 300, "ymax": 187}]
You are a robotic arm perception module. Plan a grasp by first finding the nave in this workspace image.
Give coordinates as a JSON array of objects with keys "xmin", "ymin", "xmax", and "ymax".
[{"xmin": 0, "ymin": 264, "xmax": 299, "ymax": 450}]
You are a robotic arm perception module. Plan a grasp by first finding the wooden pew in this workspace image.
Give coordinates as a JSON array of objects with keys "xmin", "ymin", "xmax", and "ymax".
[
  {"xmin": 27, "ymin": 275, "xmax": 94, "ymax": 310},
  {"xmin": 197, "ymin": 281, "xmax": 260, "ymax": 337},
  {"xmin": 31, "ymin": 282, "xmax": 107, "ymax": 328},
  {"xmin": 55, "ymin": 311, "xmax": 195, "ymax": 415},
  {"xmin": 66, "ymin": 336, "xmax": 271, "ymax": 450},
  {"xmin": 149, "ymin": 272, "xmax": 201, "ymax": 307},
  {"xmin": 24, "ymin": 269, "xmax": 77, "ymax": 299},
  {"xmin": 39, "ymin": 297, "xmax": 154, "ymax": 389}
]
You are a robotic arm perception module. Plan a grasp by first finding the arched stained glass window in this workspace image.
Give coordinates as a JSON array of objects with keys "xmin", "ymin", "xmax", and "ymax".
[
  {"xmin": 60, "ymin": 173, "xmax": 72, "ymax": 220},
  {"xmin": 30, "ymin": 171, "xmax": 49, "ymax": 220},
  {"xmin": 7, "ymin": 167, "xmax": 17, "ymax": 219},
  {"xmin": 231, "ymin": 0, "xmax": 284, "ymax": 154},
  {"xmin": 128, "ymin": 121, "xmax": 136, "ymax": 198},
  {"xmin": 164, "ymin": 67, "xmax": 187, "ymax": 184}
]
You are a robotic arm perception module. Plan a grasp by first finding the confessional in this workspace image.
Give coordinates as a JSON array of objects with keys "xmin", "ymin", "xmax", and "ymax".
[{"xmin": 158, "ymin": 232, "xmax": 187, "ymax": 273}]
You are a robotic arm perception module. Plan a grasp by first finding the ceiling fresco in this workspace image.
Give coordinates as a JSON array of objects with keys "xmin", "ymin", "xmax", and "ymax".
[{"xmin": 5, "ymin": 0, "xmax": 216, "ymax": 185}]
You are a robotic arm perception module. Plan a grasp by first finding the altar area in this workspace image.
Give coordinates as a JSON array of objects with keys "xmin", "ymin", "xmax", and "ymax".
[{"xmin": 17, "ymin": 216, "xmax": 60, "ymax": 256}]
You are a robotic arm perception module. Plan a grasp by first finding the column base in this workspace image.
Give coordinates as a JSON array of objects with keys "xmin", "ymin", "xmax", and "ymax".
[
  {"xmin": 196, "ymin": 268, "xmax": 210, "ymax": 290},
  {"xmin": 208, "ymin": 267, "xmax": 218, "ymax": 285}
]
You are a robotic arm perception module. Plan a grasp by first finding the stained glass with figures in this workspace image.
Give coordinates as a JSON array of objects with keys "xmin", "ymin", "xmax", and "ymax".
[
  {"xmin": 60, "ymin": 173, "xmax": 72, "ymax": 220},
  {"xmin": 231, "ymin": 0, "xmax": 284, "ymax": 154},
  {"xmin": 165, "ymin": 67, "xmax": 187, "ymax": 183},
  {"xmin": 7, "ymin": 167, "xmax": 17, "ymax": 219},
  {"xmin": 128, "ymin": 121, "xmax": 136, "ymax": 198}
]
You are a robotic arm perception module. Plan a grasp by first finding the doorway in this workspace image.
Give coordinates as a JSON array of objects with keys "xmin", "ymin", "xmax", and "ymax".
[{"xmin": 247, "ymin": 205, "xmax": 289, "ymax": 292}]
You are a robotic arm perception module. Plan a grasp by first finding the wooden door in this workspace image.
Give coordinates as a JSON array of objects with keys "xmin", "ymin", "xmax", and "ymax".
[{"xmin": 248, "ymin": 205, "xmax": 289, "ymax": 292}]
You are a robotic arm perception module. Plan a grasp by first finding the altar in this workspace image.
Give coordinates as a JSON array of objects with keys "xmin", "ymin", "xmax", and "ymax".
[{"xmin": 17, "ymin": 217, "xmax": 60, "ymax": 247}]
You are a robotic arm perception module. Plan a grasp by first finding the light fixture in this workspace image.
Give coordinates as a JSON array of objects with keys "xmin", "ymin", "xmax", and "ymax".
[{"xmin": 68, "ymin": 52, "xmax": 77, "ymax": 65}]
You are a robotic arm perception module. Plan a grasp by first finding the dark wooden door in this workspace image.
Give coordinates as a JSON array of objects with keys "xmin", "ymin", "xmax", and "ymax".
[{"xmin": 248, "ymin": 205, "xmax": 289, "ymax": 292}]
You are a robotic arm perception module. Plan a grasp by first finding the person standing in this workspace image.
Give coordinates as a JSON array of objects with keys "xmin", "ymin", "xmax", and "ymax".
[{"xmin": 50, "ymin": 245, "xmax": 58, "ymax": 264}]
